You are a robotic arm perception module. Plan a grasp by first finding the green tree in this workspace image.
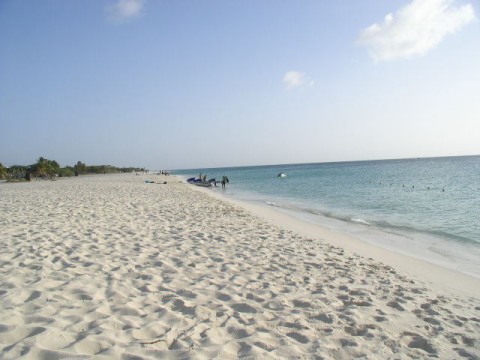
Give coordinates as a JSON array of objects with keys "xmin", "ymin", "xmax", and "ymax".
[
  {"xmin": 0, "ymin": 162, "xmax": 7, "ymax": 179},
  {"xmin": 58, "ymin": 166, "xmax": 75, "ymax": 177},
  {"xmin": 32, "ymin": 157, "xmax": 60, "ymax": 177},
  {"xmin": 74, "ymin": 161, "xmax": 87, "ymax": 175},
  {"xmin": 33, "ymin": 157, "xmax": 47, "ymax": 176},
  {"xmin": 9, "ymin": 165, "xmax": 27, "ymax": 179}
]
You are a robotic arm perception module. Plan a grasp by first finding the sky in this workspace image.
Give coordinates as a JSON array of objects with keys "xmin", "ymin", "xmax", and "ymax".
[{"xmin": 1, "ymin": 0, "xmax": 479, "ymax": 170}]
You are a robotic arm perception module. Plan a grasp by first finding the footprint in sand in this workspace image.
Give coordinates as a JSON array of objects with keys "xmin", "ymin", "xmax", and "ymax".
[
  {"xmin": 216, "ymin": 292, "xmax": 231, "ymax": 301},
  {"xmin": 231, "ymin": 303, "xmax": 257, "ymax": 314},
  {"xmin": 286, "ymin": 331, "xmax": 309, "ymax": 344},
  {"xmin": 401, "ymin": 332, "xmax": 437, "ymax": 355}
]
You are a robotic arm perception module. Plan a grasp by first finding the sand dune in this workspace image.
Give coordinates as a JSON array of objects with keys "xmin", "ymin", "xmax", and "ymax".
[{"xmin": 0, "ymin": 174, "xmax": 479, "ymax": 359}]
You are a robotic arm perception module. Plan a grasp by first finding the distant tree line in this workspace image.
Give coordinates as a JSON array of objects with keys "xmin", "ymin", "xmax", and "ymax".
[{"xmin": 0, "ymin": 157, "xmax": 145, "ymax": 180}]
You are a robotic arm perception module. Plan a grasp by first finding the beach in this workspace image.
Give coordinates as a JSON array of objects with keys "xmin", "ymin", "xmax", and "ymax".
[{"xmin": 0, "ymin": 173, "xmax": 479, "ymax": 359}]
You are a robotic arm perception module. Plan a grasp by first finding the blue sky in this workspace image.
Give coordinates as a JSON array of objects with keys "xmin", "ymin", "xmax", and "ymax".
[{"xmin": 1, "ymin": 0, "xmax": 479, "ymax": 170}]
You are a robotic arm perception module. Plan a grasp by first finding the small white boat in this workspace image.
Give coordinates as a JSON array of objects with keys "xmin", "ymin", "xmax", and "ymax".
[
  {"xmin": 193, "ymin": 181, "xmax": 213, "ymax": 187},
  {"xmin": 277, "ymin": 173, "xmax": 287, "ymax": 178}
]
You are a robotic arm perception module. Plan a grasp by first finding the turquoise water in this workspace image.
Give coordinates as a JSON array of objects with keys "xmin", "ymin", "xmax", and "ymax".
[{"xmin": 174, "ymin": 156, "xmax": 480, "ymax": 277}]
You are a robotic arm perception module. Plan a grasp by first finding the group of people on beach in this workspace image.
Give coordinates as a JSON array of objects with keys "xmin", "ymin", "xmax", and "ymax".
[{"xmin": 197, "ymin": 173, "xmax": 229, "ymax": 188}]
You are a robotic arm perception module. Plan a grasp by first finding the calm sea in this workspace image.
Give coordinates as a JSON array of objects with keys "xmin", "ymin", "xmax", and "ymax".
[{"xmin": 173, "ymin": 156, "xmax": 480, "ymax": 278}]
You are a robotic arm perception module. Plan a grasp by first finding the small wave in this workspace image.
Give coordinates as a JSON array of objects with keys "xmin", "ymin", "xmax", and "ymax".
[
  {"xmin": 351, "ymin": 218, "xmax": 371, "ymax": 226},
  {"xmin": 374, "ymin": 220, "xmax": 479, "ymax": 247},
  {"xmin": 266, "ymin": 201, "xmax": 279, "ymax": 207},
  {"xmin": 260, "ymin": 198, "xmax": 478, "ymax": 248}
]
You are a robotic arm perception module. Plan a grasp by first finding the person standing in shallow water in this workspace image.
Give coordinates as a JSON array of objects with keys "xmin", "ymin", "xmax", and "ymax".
[{"xmin": 221, "ymin": 176, "xmax": 229, "ymax": 188}]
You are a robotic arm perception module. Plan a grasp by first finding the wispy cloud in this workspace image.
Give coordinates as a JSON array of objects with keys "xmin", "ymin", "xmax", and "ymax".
[
  {"xmin": 282, "ymin": 71, "xmax": 314, "ymax": 89},
  {"xmin": 357, "ymin": 0, "xmax": 476, "ymax": 62},
  {"xmin": 107, "ymin": 0, "xmax": 145, "ymax": 23}
]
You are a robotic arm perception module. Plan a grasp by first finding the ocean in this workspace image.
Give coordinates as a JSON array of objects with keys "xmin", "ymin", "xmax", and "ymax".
[{"xmin": 173, "ymin": 156, "xmax": 480, "ymax": 278}]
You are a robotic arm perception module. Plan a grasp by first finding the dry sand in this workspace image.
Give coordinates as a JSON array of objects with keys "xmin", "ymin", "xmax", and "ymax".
[{"xmin": 0, "ymin": 173, "xmax": 479, "ymax": 359}]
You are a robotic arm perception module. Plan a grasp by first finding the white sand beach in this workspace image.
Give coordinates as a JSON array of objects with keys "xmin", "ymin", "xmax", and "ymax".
[{"xmin": 0, "ymin": 173, "xmax": 479, "ymax": 359}]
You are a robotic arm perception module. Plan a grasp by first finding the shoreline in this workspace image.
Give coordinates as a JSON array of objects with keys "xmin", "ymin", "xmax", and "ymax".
[
  {"xmin": 199, "ymin": 183, "xmax": 480, "ymax": 299},
  {"xmin": 1, "ymin": 173, "xmax": 479, "ymax": 359},
  {"xmin": 174, "ymin": 156, "xmax": 480, "ymax": 283}
]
